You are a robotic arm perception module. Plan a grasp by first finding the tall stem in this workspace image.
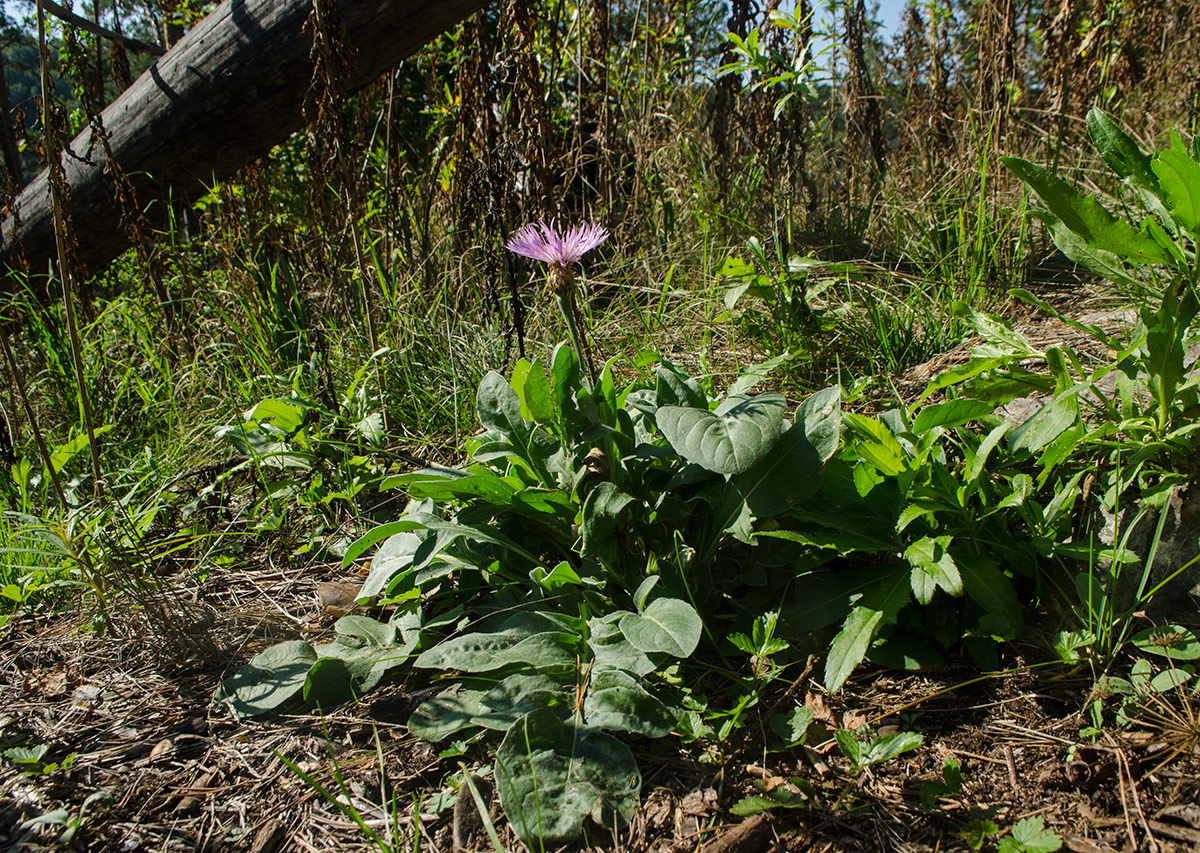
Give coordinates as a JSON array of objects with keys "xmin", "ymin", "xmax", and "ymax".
[{"xmin": 556, "ymin": 286, "xmax": 596, "ymax": 387}]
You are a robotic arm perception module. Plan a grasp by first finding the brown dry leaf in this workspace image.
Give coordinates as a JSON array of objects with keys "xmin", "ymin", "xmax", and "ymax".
[
  {"xmin": 317, "ymin": 581, "xmax": 361, "ymax": 617},
  {"xmin": 804, "ymin": 691, "xmax": 834, "ymax": 724},
  {"xmin": 842, "ymin": 709, "xmax": 869, "ymax": 730}
]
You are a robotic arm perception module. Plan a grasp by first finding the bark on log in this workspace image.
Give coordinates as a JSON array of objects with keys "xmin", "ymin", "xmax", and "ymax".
[{"xmin": 0, "ymin": 0, "xmax": 489, "ymax": 281}]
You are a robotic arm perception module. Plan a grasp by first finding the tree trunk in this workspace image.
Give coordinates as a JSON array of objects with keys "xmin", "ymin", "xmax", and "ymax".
[{"xmin": 0, "ymin": 0, "xmax": 488, "ymax": 281}]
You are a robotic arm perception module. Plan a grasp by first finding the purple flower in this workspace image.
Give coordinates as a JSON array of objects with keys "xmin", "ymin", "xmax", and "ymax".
[{"xmin": 505, "ymin": 220, "xmax": 609, "ymax": 268}]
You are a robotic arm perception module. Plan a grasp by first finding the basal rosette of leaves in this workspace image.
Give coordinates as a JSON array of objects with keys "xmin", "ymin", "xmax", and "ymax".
[
  {"xmin": 213, "ymin": 339, "xmax": 1080, "ymax": 845},
  {"xmin": 337, "ymin": 344, "xmax": 845, "ymax": 844}
]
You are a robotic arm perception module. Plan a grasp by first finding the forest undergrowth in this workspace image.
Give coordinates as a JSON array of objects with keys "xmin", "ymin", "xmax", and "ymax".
[{"xmin": 2, "ymin": 0, "xmax": 1200, "ymax": 850}]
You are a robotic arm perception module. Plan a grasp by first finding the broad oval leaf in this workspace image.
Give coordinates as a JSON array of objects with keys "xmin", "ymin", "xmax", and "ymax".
[
  {"xmin": 473, "ymin": 673, "xmax": 568, "ymax": 730},
  {"xmin": 619, "ymin": 598, "xmax": 702, "ymax": 658},
  {"xmin": 495, "ymin": 708, "xmax": 641, "ymax": 845},
  {"xmin": 583, "ymin": 669, "xmax": 676, "ymax": 737},
  {"xmin": 476, "ymin": 371, "xmax": 523, "ymax": 437},
  {"xmin": 213, "ymin": 640, "xmax": 317, "ymax": 718},
  {"xmin": 1130, "ymin": 625, "xmax": 1200, "ymax": 660},
  {"xmin": 414, "ymin": 630, "xmax": 580, "ymax": 672},
  {"xmin": 657, "ymin": 392, "xmax": 786, "ymax": 474},
  {"xmin": 407, "ymin": 685, "xmax": 489, "ymax": 741}
]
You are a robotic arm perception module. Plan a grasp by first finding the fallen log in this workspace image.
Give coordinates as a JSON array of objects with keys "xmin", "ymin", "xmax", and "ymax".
[{"xmin": 0, "ymin": 0, "xmax": 489, "ymax": 281}]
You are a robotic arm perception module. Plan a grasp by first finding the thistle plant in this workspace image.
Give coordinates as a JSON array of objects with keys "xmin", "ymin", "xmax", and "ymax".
[{"xmin": 505, "ymin": 220, "xmax": 608, "ymax": 383}]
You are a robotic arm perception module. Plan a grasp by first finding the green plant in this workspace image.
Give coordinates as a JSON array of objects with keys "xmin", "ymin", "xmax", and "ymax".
[
  {"xmin": 919, "ymin": 755, "xmax": 963, "ymax": 812},
  {"xmin": 720, "ymin": 236, "xmax": 853, "ymax": 358},
  {"xmin": 916, "ymin": 108, "xmax": 1200, "ymax": 663},
  {"xmin": 14, "ymin": 791, "xmax": 112, "ymax": 847},
  {"xmin": 998, "ymin": 816, "xmax": 1063, "ymax": 853},
  {"xmin": 4, "ymin": 743, "xmax": 77, "ymax": 775},
  {"xmin": 716, "ymin": 8, "xmax": 822, "ymax": 121}
]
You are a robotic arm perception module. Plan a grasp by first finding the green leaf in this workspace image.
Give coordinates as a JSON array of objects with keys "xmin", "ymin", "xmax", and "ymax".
[
  {"xmin": 962, "ymin": 818, "xmax": 1000, "ymax": 850},
  {"xmin": 587, "ymin": 613, "xmax": 656, "ymax": 676},
  {"xmin": 407, "ymin": 685, "xmax": 489, "ymax": 741},
  {"xmin": 531, "ymin": 560, "xmax": 585, "ymax": 591},
  {"xmin": 1130, "ymin": 625, "xmax": 1200, "ymax": 660},
  {"xmin": 477, "ymin": 372, "xmax": 525, "ymax": 439},
  {"xmin": 1152, "ymin": 133, "xmax": 1200, "ymax": 234},
  {"xmin": 358, "ymin": 529, "xmax": 425, "ymax": 600},
  {"xmin": 834, "ymin": 728, "xmax": 863, "ymax": 766},
  {"xmin": 472, "ymin": 673, "xmax": 567, "ymax": 730},
  {"xmin": 583, "ymin": 669, "xmax": 676, "ymax": 737},
  {"xmin": 912, "ymin": 399, "xmax": 993, "ymax": 434},
  {"xmin": 213, "ymin": 640, "xmax": 318, "ymax": 718},
  {"xmin": 511, "ymin": 487, "xmax": 577, "ymax": 522},
  {"xmin": 655, "ymin": 360, "xmax": 707, "ymax": 409},
  {"xmin": 860, "ymin": 731, "xmax": 924, "ymax": 767},
  {"xmin": 1001, "ymin": 157, "xmax": 1173, "ymax": 265},
  {"xmin": 495, "ymin": 708, "xmax": 641, "ymax": 845},
  {"xmin": 769, "ymin": 706, "xmax": 815, "ymax": 747},
  {"xmin": 959, "ymin": 554, "xmax": 1023, "ymax": 639},
  {"xmin": 302, "ymin": 657, "xmax": 357, "ymax": 707},
  {"xmin": 1009, "ymin": 395, "xmax": 1078, "ymax": 454},
  {"xmin": 246, "ymin": 398, "xmax": 307, "ymax": 433},
  {"xmin": 580, "ymin": 482, "xmax": 634, "ymax": 558},
  {"xmin": 414, "ymin": 631, "xmax": 580, "ymax": 672},
  {"xmin": 657, "ymin": 393, "xmax": 786, "ymax": 474},
  {"xmin": 920, "ymin": 756, "xmax": 963, "ymax": 811},
  {"xmin": 1087, "ymin": 108, "xmax": 1156, "ymax": 189},
  {"xmin": 1038, "ymin": 215, "xmax": 1141, "ymax": 287},
  {"xmin": 522, "ymin": 358, "xmax": 558, "ymax": 424},
  {"xmin": 999, "ymin": 816, "xmax": 1062, "ymax": 853},
  {"xmin": 824, "ymin": 569, "xmax": 910, "ymax": 692},
  {"xmin": 905, "ymin": 536, "xmax": 963, "ymax": 603},
  {"xmin": 620, "ymin": 598, "xmax": 702, "ymax": 658},
  {"xmin": 384, "ymin": 467, "xmax": 519, "ymax": 503}
]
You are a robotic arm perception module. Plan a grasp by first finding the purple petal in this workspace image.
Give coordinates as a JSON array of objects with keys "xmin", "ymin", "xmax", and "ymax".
[{"xmin": 505, "ymin": 219, "xmax": 609, "ymax": 267}]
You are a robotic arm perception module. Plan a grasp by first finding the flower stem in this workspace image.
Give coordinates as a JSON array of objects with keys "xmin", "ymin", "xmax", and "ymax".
[{"xmin": 556, "ymin": 286, "xmax": 597, "ymax": 387}]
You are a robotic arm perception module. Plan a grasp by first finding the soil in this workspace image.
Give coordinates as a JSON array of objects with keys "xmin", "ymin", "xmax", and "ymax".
[{"xmin": 2, "ymin": 556, "xmax": 1198, "ymax": 853}]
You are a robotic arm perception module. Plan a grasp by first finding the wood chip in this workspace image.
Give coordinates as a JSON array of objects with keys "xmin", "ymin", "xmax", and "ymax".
[{"xmin": 699, "ymin": 814, "xmax": 773, "ymax": 853}]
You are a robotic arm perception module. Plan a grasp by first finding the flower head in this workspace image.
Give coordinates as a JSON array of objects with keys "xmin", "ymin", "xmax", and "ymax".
[{"xmin": 505, "ymin": 220, "xmax": 609, "ymax": 268}]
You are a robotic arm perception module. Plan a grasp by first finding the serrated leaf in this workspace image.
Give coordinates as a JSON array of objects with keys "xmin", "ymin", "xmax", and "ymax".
[
  {"xmin": 824, "ymin": 570, "xmax": 910, "ymax": 692},
  {"xmin": 1001, "ymin": 157, "xmax": 1173, "ymax": 265},
  {"xmin": 904, "ymin": 536, "xmax": 962, "ymax": 601},
  {"xmin": 1152, "ymin": 133, "xmax": 1200, "ymax": 234},
  {"xmin": 770, "ymin": 706, "xmax": 815, "ymax": 746},
  {"xmin": 619, "ymin": 598, "xmax": 702, "ymax": 658},
  {"xmin": 495, "ymin": 708, "xmax": 640, "ymax": 845},
  {"xmin": 657, "ymin": 393, "xmax": 786, "ymax": 474},
  {"xmin": 1001, "ymin": 816, "xmax": 1062, "ymax": 853}
]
